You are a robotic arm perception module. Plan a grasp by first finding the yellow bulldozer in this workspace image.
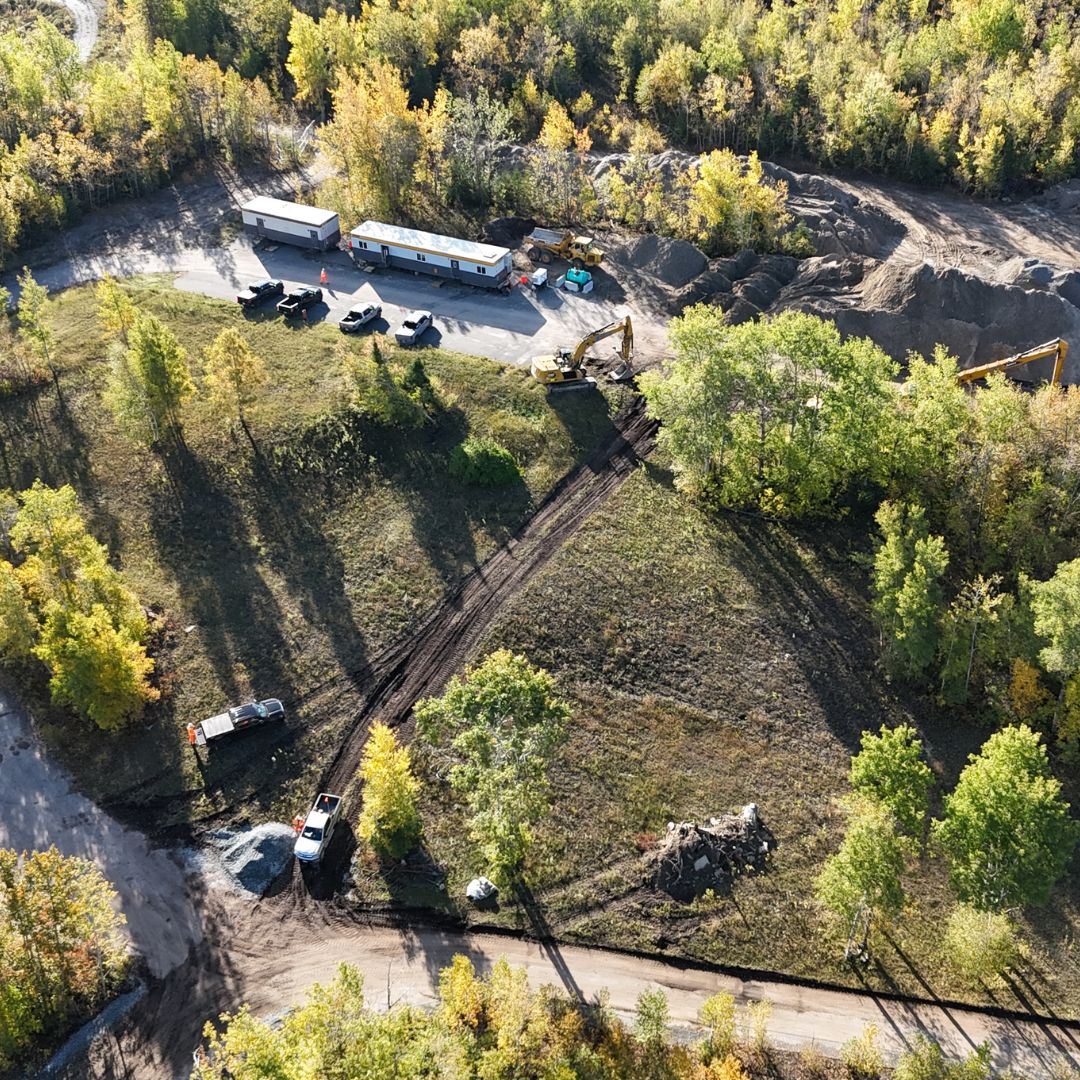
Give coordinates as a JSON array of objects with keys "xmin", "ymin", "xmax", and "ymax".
[
  {"xmin": 526, "ymin": 228, "xmax": 604, "ymax": 269},
  {"xmin": 957, "ymin": 338, "xmax": 1068, "ymax": 387},
  {"xmin": 531, "ymin": 317, "xmax": 634, "ymax": 389}
]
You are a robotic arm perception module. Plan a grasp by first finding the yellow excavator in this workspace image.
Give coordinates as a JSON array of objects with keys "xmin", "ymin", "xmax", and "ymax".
[
  {"xmin": 957, "ymin": 338, "xmax": 1068, "ymax": 387},
  {"xmin": 531, "ymin": 316, "xmax": 635, "ymax": 388}
]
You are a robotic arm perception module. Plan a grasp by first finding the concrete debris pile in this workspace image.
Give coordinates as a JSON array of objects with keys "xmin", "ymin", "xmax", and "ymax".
[
  {"xmin": 646, "ymin": 804, "xmax": 773, "ymax": 902},
  {"xmin": 201, "ymin": 823, "xmax": 296, "ymax": 896}
]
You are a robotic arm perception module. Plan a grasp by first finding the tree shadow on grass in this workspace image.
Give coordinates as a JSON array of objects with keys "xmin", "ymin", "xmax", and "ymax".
[
  {"xmin": 546, "ymin": 385, "xmax": 621, "ymax": 467},
  {"xmin": 247, "ymin": 453, "xmax": 371, "ymax": 684},
  {"xmin": 724, "ymin": 514, "xmax": 921, "ymax": 754},
  {"xmin": 0, "ymin": 381, "xmax": 123, "ymax": 553},
  {"xmin": 150, "ymin": 440, "xmax": 299, "ymax": 721}
]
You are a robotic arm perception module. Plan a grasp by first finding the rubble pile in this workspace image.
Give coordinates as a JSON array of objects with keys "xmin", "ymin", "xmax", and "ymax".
[{"xmin": 646, "ymin": 804, "xmax": 773, "ymax": 902}]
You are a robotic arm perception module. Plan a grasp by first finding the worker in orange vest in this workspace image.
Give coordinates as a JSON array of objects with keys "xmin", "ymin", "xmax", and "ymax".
[{"xmin": 320, "ymin": 267, "xmax": 329, "ymax": 286}]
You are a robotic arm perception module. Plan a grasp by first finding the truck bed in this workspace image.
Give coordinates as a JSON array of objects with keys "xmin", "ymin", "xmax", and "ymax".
[
  {"xmin": 527, "ymin": 228, "xmax": 567, "ymax": 245},
  {"xmin": 196, "ymin": 713, "xmax": 234, "ymax": 744}
]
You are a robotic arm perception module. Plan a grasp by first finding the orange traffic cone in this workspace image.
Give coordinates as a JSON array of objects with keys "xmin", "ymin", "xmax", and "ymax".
[{"xmin": 320, "ymin": 267, "xmax": 329, "ymax": 286}]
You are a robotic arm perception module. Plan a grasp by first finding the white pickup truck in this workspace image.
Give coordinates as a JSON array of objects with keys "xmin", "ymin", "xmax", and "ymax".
[{"xmin": 293, "ymin": 793, "xmax": 343, "ymax": 863}]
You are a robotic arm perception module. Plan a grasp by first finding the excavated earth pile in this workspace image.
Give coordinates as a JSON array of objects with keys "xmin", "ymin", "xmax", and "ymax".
[
  {"xmin": 784, "ymin": 260, "xmax": 1080, "ymax": 377},
  {"xmin": 587, "ymin": 148, "xmax": 1080, "ymax": 381},
  {"xmin": 646, "ymin": 805, "xmax": 774, "ymax": 903}
]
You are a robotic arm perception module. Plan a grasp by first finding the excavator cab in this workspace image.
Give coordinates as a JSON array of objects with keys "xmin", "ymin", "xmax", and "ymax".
[{"xmin": 530, "ymin": 352, "xmax": 595, "ymax": 388}]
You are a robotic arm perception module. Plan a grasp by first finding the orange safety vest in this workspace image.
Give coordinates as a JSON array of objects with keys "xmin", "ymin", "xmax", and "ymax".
[
  {"xmin": 292, "ymin": 815, "xmax": 304, "ymax": 833},
  {"xmin": 320, "ymin": 268, "xmax": 329, "ymax": 285},
  {"xmin": 186, "ymin": 724, "xmax": 197, "ymax": 746}
]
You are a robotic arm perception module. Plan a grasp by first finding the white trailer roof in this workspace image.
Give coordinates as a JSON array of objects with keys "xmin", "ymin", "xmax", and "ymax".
[
  {"xmin": 199, "ymin": 712, "xmax": 235, "ymax": 740},
  {"xmin": 241, "ymin": 197, "xmax": 338, "ymax": 229},
  {"xmin": 350, "ymin": 221, "xmax": 509, "ymax": 266}
]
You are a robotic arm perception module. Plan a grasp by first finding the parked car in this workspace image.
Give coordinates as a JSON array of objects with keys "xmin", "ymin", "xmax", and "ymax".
[
  {"xmin": 277, "ymin": 287, "xmax": 323, "ymax": 317},
  {"xmin": 338, "ymin": 302, "xmax": 382, "ymax": 333},
  {"xmin": 236, "ymin": 279, "xmax": 284, "ymax": 308},
  {"xmin": 293, "ymin": 793, "xmax": 343, "ymax": 863},
  {"xmin": 394, "ymin": 309, "xmax": 433, "ymax": 346},
  {"xmin": 186, "ymin": 698, "xmax": 285, "ymax": 747}
]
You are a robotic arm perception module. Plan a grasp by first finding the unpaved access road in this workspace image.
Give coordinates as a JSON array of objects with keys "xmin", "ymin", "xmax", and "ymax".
[
  {"xmin": 0, "ymin": 690, "xmax": 204, "ymax": 978},
  {"xmin": 830, "ymin": 174, "xmax": 1080, "ymax": 274},
  {"xmin": 63, "ymin": 903, "xmax": 1080, "ymax": 1079},
  {"xmin": 59, "ymin": 0, "xmax": 98, "ymax": 60}
]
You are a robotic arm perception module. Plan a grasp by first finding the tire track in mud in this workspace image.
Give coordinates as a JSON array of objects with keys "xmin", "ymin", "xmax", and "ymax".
[
  {"xmin": 104, "ymin": 397, "xmax": 656, "ymax": 835},
  {"xmin": 319, "ymin": 395, "xmax": 657, "ymax": 798}
]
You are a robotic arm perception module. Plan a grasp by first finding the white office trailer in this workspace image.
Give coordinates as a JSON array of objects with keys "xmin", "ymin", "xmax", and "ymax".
[
  {"xmin": 240, "ymin": 197, "xmax": 341, "ymax": 251},
  {"xmin": 348, "ymin": 221, "xmax": 513, "ymax": 291}
]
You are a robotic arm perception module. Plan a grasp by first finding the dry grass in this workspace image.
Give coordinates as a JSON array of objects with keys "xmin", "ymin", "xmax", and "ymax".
[
  {"xmin": 0, "ymin": 277, "xmax": 625, "ymax": 828},
  {"xmin": 402, "ymin": 464, "xmax": 1080, "ymax": 1018}
]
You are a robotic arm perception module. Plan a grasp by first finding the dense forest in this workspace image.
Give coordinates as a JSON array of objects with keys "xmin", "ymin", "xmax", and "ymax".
[{"xmin": 4, "ymin": 0, "xmax": 1080, "ymax": 260}]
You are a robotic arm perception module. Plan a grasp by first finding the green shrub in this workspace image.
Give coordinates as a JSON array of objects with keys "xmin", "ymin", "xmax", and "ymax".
[{"xmin": 449, "ymin": 437, "xmax": 521, "ymax": 487}]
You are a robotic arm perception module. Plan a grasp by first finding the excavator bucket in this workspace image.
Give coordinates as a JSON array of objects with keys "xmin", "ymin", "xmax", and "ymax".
[{"xmin": 608, "ymin": 361, "xmax": 634, "ymax": 383}]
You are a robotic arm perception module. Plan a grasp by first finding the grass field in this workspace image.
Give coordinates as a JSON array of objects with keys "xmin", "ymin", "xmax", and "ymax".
[
  {"xmin": 364, "ymin": 464, "xmax": 1080, "ymax": 1019},
  {"xmin": 4, "ymin": 276, "xmax": 1079, "ymax": 1022},
  {"xmin": 0, "ymin": 277, "xmax": 628, "ymax": 828}
]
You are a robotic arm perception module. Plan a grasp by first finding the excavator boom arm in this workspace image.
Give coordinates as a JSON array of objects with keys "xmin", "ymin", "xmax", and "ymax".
[
  {"xmin": 570, "ymin": 317, "xmax": 634, "ymax": 365},
  {"xmin": 957, "ymin": 338, "xmax": 1068, "ymax": 386}
]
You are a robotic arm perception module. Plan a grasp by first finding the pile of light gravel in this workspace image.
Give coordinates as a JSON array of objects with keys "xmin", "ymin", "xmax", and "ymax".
[{"xmin": 200, "ymin": 823, "xmax": 296, "ymax": 896}]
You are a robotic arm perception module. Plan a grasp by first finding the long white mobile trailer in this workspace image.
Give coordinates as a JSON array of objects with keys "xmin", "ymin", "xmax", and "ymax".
[
  {"xmin": 240, "ymin": 197, "xmax": 341, "ymax": 251},
  {"xmin": 348, "ymin": 221, "xmax": 513, "ymax": 290}
]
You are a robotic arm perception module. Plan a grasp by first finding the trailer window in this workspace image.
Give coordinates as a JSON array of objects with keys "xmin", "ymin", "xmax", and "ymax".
[
  {"xmin": 450, "ymin": 259, "xmax": 459, "ymax": 270},
  {"xmin": 416, "ymin": 252, "xmax": 427, "ymax": 262},
  {"xmin": 477, "ymin": 266, "xmax": 487, "ymax": 275}
]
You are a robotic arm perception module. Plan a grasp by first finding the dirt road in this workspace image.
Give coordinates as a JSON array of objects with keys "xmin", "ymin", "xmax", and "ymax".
[
  {"xmin": 0, "ymin": 690, "xmax": 203, "ymax": 978},
  {"xmin": 59, "ymin": 0, "xmax": 98, "ymax": 60},
  {"xmin": 830, "ymin": 174, "xmax": 1080, "ymax": 272},
  {"xmin": 58, "ymin": 903, "xmax": 1080, "ymax": 1079}
]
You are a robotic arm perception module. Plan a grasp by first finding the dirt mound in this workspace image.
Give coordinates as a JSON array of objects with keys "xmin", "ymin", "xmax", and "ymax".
[
  {"xmin": 761, "ymin": 162, "xmax": 905, "ymax": 259},
  {"xmin": 623, "ymin": 233, "xmax": 709, "ymax": 287},
  {"xmin": 781, "ymin": 259, "xmax": 1080, "ymax": 379},
  {"xmin": 203, "ymin": 824, "xmax": 296, "ymax": 895},
  {"xmin": 646, "ymin": 805, "xmax": 773, "ymax": 902},
  {"xmin": 484, "ymin": 216, "xmax": 535, "ymax": 249}
]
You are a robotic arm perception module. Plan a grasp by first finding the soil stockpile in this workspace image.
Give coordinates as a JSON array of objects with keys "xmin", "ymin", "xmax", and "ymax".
[
  {"xmin": 646, "ymin": 805, "xmax": 773, "ymax": 902},
  {"xmin": 483, "ymin": 216, "xmax": 535, "ymax": 249},
  {"xmin": 781, "ymin": 259, "xmax": 1080, "ymax": 378}
]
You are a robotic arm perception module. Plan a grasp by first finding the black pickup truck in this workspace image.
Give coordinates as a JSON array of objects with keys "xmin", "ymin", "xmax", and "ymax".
[
  {"xmin": 277, "ymin": 287, "xmax": 323, "ymax": 317},
  {"xmin": 236, "ymin": 279, "xmax": 284, "ymax": 308}
]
